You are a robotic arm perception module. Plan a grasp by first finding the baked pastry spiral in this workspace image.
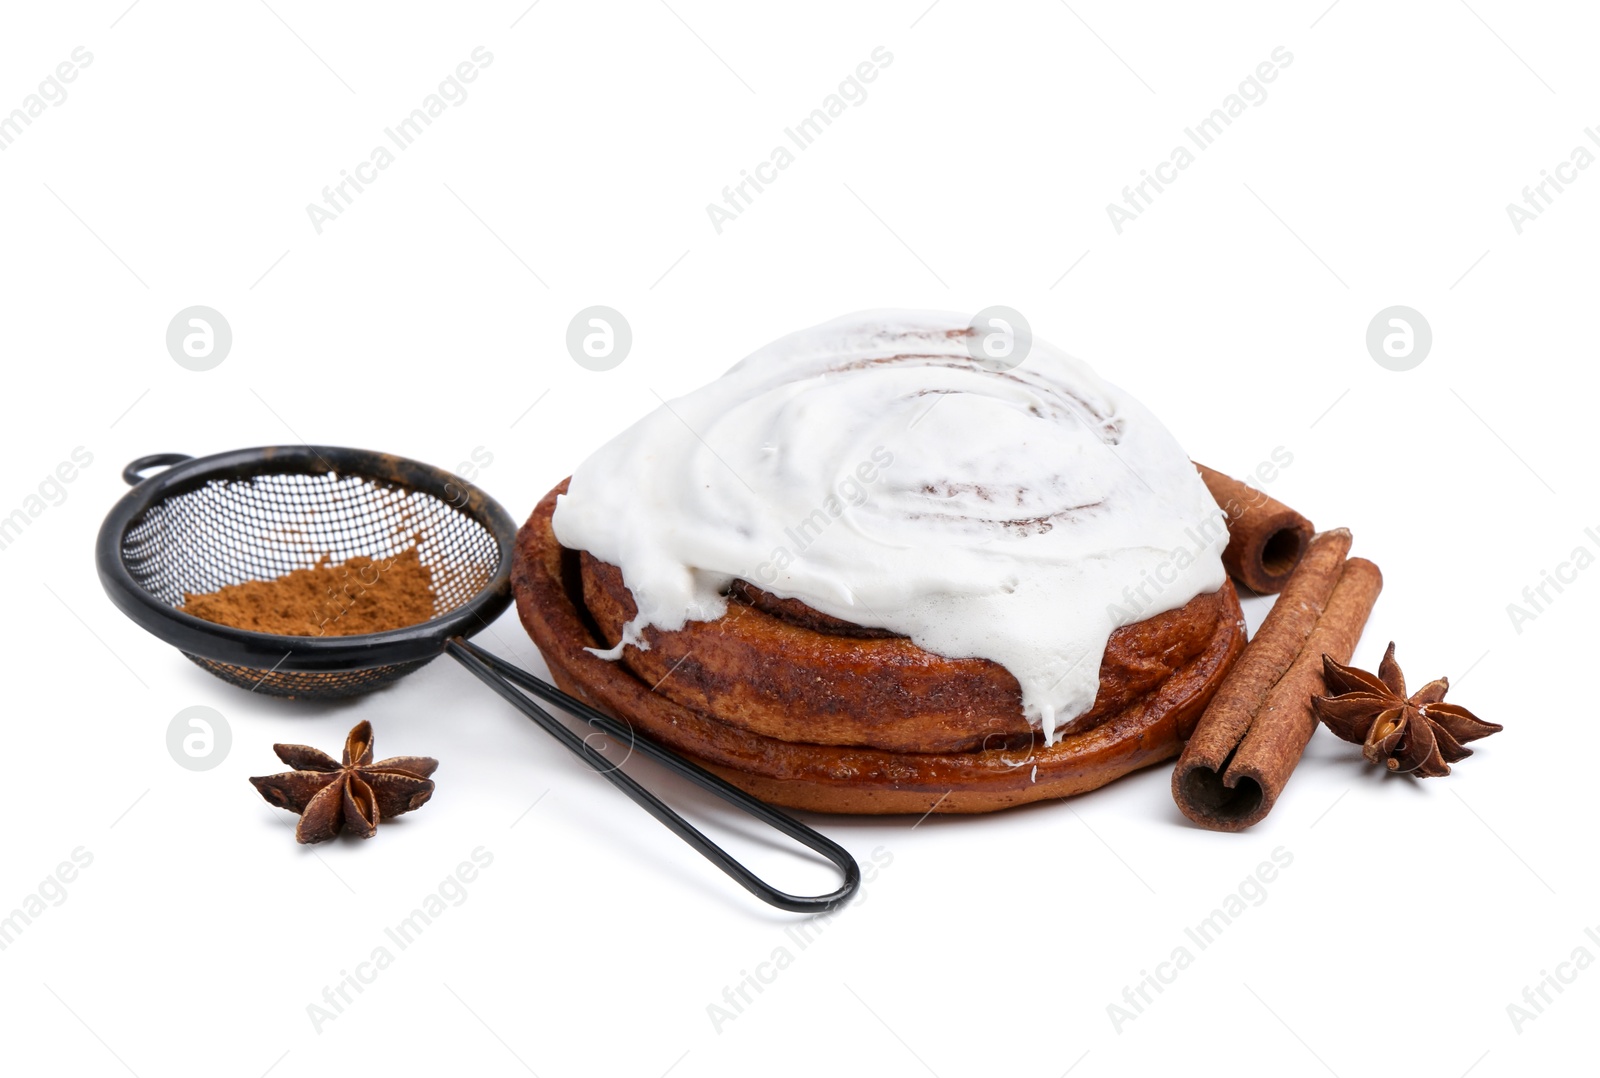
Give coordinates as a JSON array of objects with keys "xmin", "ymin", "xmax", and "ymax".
[
  {"xmin": 514, "ymin": 482, "xmax": 1244, "ymax": 813},
  {"xmin": 514, "ymin": 311, "xmax": 1247, "ymax": 813}
]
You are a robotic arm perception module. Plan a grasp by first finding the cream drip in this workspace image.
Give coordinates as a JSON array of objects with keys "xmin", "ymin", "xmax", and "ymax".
[{"xmin": 551, "ymin": 310, "xmax": 1227, "ymax": 742}]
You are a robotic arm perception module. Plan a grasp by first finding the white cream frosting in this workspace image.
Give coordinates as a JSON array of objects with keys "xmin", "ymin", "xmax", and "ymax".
[{"xmin": 551, "ymin": 310, "xmax": 1228, "ymax": 742}]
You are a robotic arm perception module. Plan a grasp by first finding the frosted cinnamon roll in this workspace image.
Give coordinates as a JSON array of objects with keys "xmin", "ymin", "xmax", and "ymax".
[{"xmin": 516, "ymin": 311, "xmax": 1245, "ymax": 813}]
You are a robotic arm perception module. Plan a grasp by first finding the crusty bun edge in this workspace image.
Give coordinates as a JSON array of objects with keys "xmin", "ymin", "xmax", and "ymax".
[{"xmin": 513, "ymin": 480, "xmax": 1246, "ymax": 815}]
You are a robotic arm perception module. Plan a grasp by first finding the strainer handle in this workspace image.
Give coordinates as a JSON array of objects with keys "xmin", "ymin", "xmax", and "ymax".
[
  {"xmin": 445, "ymin": 637, "xmax": 861, "ymax": 914},
  {"xmin": 122, "ymin": 453, "xmax": 193, "ymax": 486}
]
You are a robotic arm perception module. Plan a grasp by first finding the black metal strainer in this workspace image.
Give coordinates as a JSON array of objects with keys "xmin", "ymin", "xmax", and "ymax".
[
  {"xmin": 97, "ymin": 446, "xmax": 858, "ymax": 913},
  {"xmin": 100, "ymin": 447, "xmax": 515, "ymax": 699}
]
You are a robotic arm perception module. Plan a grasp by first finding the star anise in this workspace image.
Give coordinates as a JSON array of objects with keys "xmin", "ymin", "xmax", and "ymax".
[
  {"xmin": 1313, "ymin": 643, "xmax": 1501, "ymax": 778},
  {"xmin": 250, "ymin": 721, "xmax": 438, "ymax": 843}
]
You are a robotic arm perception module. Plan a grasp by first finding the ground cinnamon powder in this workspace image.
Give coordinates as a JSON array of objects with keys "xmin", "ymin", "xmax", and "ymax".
[{"xmin": 182, "ymin": 547, "xmax": 437, "ymax": 636}]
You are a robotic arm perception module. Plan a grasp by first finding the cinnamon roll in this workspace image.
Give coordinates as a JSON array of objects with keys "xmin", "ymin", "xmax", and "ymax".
[{"xmin": 514, "ymin": 311, "xmax": 1246, "ymax": 813}]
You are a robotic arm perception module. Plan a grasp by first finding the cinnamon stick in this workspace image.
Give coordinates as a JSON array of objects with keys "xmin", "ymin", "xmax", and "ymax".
[
  {"xmin": 1173, "ymin": 547, "xmax": 1382, "ymax": 832},
  {"xmin": 1175, "ymin": 529, "xmax": 1351, "ymax": 776},
  {"xmin": 1195, "ymin": 463, "xmax": 1314, "ymax": 595}
]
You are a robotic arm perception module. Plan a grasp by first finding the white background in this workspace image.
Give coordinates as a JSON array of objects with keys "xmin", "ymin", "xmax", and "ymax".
[{"xmin": 0, "ymin": 1, "xmax": 1593, "ymax": 1075}]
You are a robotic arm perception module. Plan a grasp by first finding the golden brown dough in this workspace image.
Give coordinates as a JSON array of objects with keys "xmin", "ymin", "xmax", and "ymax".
[
  {"xmin": 582, "ymin": 551, "xmax": 1229, "ymax": 755},
  {"xmin": 513, "ymin": 481, "xmax": 1246, "ymax": 815}
]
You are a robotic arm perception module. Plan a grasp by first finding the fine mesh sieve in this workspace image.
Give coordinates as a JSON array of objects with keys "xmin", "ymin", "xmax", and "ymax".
[
  {"xmin": 97, "ymin": 447, "xmax": 858, "ymax": 912},
  {"xmin": 99, "ymin": 447, "xmax": 516, "ymax": 699}
]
